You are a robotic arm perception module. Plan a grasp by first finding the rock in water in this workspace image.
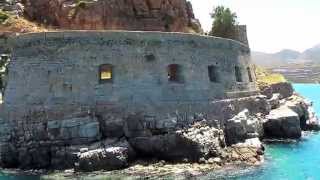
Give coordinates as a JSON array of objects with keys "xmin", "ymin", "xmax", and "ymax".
[
  {"xmin": 77, "ymin": 147, "xmax": 129, "ymax": 172},
  {"xmin": 225, "ymin": 109, "xmax": 263, "ymax": 145},
  {"xmin": 264, "ymin": 107, "xmax": 301, "ymax": 138},
  {"xmin": 129, "ymin": 122, "xmax": 226, "ymax": 162}
]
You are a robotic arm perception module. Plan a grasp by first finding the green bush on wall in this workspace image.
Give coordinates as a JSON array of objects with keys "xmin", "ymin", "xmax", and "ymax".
[
  {"xmin": 75, "ymin": 0, "xmax": 94, "ymax": 9},
  {"xmin": 0, "ymin": 10, "xmax": 9, "ymax": 23}
]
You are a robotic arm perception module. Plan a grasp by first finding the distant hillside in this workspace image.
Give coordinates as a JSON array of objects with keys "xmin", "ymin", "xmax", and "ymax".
[
  {"xmin": 252, "ymin": 44, "xmax": 320, "ymax": 68},
  {"xmin": 252, "ymin": 44, "xmax": 320, "ymax": 83},
  {"xmin": 300, "ymin": 44, "xmax": 320, "ymax": 62}
]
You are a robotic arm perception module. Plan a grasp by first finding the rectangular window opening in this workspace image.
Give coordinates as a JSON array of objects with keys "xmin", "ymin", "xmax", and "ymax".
[
  {"xmin": 208, "ymin": 65, "xmax": 219, "ymax": 82},
  {"xmin": 235, "ymin": 66, "xmax": 243, "ymax": 82},
  {"xmin": 168, "ymin": 64, "xmax": 183, "ymax": 83},
  {"xmin": 247, "ymin": 67, "xmax": 253, "ymax": 82},
  {"xmin": 99, "ymin": 64, "xmax": 113, "ymax": 83}
]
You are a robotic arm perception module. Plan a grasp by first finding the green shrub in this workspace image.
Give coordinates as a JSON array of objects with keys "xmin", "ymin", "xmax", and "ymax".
[
  {"xmin": 0, "ymin": 10, "xmax": 9, "ymax": 23},
  {"xmin": 75, "ymin": 0, "xmax": 92, "ymax": 9},
  {"xmin": 209, "ymin": 6, "xmax": 238, "ymax": 39}
]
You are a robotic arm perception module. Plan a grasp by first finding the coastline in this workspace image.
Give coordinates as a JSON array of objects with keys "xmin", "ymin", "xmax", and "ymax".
[{"xmin": 3, "ymin": 84, "xmax": 316, "ymax": 179}]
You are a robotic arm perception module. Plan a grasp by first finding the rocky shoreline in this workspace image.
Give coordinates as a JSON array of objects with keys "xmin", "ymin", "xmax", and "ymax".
[{"xmin": 0, "ymin": 82, "xmax": 318, "ymax": 177}]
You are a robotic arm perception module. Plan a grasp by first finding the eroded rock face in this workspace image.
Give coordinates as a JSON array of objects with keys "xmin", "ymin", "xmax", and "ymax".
[
  {"xmin": 224, "ymin": 109, "xmax": 264, "ymax": 145},
  {"xmin": 23, "ymin": 0, "xmax": 202, "ymax": 33},
  {"xmin": 77, "ymin": 147, "xmax": 129, "ymax": 172},
  {"xmin": 261, "ymin": 82, "xmax": 294, "ymax": 99},
  {"xmin": 129, "ymin": 121, "xmax": 226, "ymax": 162},
  {"xmin": 226, "ymin": 138, "xmax": 264, "ymax": 165},
  {"xmin": 264, "ymin": 107, "xmax": 301, "ymax": 139}
]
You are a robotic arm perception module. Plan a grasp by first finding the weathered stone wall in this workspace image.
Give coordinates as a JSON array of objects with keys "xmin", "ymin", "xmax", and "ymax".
[
  {"xmin": 5, "ymin": 31, "xmax": 256, "ymax": 120},
  {"xmin": 234, "ymin": 25, "xmax": 249, "ymax": 46},
  {"xmin": 0, "ymin": 31, "xmax": 262, "ymax": 168},
  {"xmin": 0, "ymin": 31, "xmax": 260, "ymax": 169}
]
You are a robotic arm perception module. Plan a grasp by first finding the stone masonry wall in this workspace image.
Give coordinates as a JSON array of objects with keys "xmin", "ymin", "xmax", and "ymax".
[
  {"xmin": 4, "ymin": 31, "xmax": 256, "ymax": 121},
  {"xmin": 0, "ymin": 31, "xmax": 260, "ymax": 169}
]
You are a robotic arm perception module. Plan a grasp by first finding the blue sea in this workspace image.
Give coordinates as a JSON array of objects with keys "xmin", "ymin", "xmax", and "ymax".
[
  {"xmin": 204, "ymin": 84, "xmax": 320, "ymax": 180},
  {"xmin": 1, "ymin": 84, "xmax": 320, "ymax": 180}
]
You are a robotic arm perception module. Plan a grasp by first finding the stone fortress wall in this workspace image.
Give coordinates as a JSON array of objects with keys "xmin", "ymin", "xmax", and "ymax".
[
  {"xmin": 0, "ymin": 31, "xmax": 267, "ymax": 169},
  {"xmin": 5, "ymin": 31, "xmax": 256, "ymax": 121}
]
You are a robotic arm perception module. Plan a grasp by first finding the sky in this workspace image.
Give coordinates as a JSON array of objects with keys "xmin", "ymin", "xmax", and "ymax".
[{"xmin": 189, "ymin": 0, "xmax": 320, "ymax": 53}]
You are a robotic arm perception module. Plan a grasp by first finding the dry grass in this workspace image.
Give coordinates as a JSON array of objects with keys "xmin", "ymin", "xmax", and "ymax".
[
  {"xmin": 254, "ymin": 65, "xmax": 287, "ymax": 89},
  {"xmin": 0, "ymin": 15, "xmax": 47, "ymax": 33}
]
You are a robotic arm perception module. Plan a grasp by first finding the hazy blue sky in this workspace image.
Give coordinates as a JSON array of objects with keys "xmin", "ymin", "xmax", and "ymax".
[{"xmin": 189, "ymin": 0, "xmax": 320, "ymax": 53}]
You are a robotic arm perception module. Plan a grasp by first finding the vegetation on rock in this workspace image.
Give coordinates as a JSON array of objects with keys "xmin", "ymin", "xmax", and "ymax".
[
  {"xmin": 0, "ymin": 10, "xmax": 9, "ymax": 23},
  {"xmin": 254, "ymin": 65, "xmax": 287, "ymax": 90},
  {"xmin": 209, "ymin": 6, "xmax": 238, "ymax": 39},
  {"xmin": 0, "ymin": 15, "xmax": 46, "ymax": 33}
]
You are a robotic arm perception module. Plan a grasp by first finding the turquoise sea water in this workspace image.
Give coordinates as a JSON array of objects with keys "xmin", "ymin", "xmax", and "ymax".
[
  {"xmin": 206, "ymin": 84, "xmax": 320, "ymax": 180},
  {"xmin": 1, "ymin": 84, "xmax": 320, "ymax": 180}
]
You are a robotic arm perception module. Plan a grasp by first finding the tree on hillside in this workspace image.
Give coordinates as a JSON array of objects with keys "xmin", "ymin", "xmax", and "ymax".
[{"xmin": 209, "ymin": 6, "xmax": 238, "ymax": 39}]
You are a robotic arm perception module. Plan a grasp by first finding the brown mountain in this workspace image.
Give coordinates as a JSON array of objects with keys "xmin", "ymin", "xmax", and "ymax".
[
  {"xmin": 252, "ymin": 45, "xmax": 320, "ymax": 68},
  {"xmin": 22, "ymin": 0, "xmax": 202, "ymax": 33}
]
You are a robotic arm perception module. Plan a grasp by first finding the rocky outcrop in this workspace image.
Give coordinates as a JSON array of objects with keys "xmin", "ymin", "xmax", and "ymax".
[
  {"xmin": 268, "ymin": 93, "xmax": 282, "ymax": 109},
  {"xmin": 261, "ymin": 82, "xmax": 294, "ymax": 99},
  {"xmin": 0, "ymin": 84, "xmax": 318, "ymax": 171},
  {"xmin": 285, "ymin": 95, "xmax": 320, "ymax": 131},
  {"xmin": 129, "ymin": 121, "xmax": 225, "ymax": 162},
  {"xmin": 22, "ymin": 0, "xmax": 202, "ymax": 33},
  {"xmin": 226, "ymin": 138, "xmax": 264, "ymax": 165},
  {"xmin": 224, "ymin": 109, "xmax": 264, "ymax": 145},
  {"xmin": 264, "ymin": 107, "xmax": 301, "ymax": 139},
  {"xmin": 77, "ymin": 147, "xmax": 129, "ymax": 172}
]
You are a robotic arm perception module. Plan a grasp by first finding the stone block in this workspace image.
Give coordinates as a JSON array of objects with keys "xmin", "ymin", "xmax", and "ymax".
[{"xmin": 48, "ymin": 116, "xmax": 100, "ymax": 142}]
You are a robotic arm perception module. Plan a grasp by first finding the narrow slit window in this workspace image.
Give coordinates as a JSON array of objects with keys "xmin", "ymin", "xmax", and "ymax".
[
  {"xmin": 247, "ymin": 67, "xmax": 253, "ymax": 82},
  {"xmin": 99, "ymin": 64, "xmax": 113, "ymax": 83},
  {"xmin": 168, "ymin": 64, "xmax": 183, "ymax": 83},
  {"xmin": 208, "ymin": 65, "xmax": 219, "ymax": 82},
  {"xmin": 235, "ymin": 66, "xmax": 243, "ymax": 82}
]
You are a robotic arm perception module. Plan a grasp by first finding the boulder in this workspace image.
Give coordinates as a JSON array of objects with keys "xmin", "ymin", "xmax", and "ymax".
[
  {"xmin": 74, "ymin": 138, "xmax": 135, "ymax": 171},
  {"xmin": 284, "ymin": 95, "xmax": 320, "ymax": 130},
  {"xmin": 129, "ymin": 122, "xmax": 225, "ymax": 162},
  {"xmin": 268, "ymin": 93, "xmax": 282, "ymax": 109},
  {"xmin": 76, "ymin": 147, "xmax": 129, "ymax": 172},
  {"xmin": 224, "ymin": 109, "xmax": 263, "ymax": 145},
  {"xmin": 261, "ymin": 82, "xmax": 294, "ymax": 99},
  {"xmin": 227, "ymin": 138, "xmax": 265, "ymax": 165},
  {"xmin": 264, "ymin": 107, "xmax": 301, "ymax": 139}
]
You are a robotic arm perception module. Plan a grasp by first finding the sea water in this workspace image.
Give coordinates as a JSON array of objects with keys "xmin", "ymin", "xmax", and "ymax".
[
  {"xmin": 1, "ymin": 84, "xmax": 320, "ymax": 180},
  {"xmin": 203, "ymin": 84, "xmax": 320, "ymax": 180}
]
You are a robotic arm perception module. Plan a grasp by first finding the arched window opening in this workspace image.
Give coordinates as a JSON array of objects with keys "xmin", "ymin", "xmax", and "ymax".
[
  {"xmin": 247, "ymin": 67, "xmax": 253, "ymax": 82},
  {"xmin": 99, "ymin": 64, "xmax": 113, "ymax": 83},
  {"xmin": 167, "ymin": 64, "xmax": 183, "ymax": 83},
  {"xmin": 235, "ymin": 66, "xmax": 243, "ymax": 82},
  {"xmin": 208, "ymin": 65, "xmax": 219, "ymax": 82}
]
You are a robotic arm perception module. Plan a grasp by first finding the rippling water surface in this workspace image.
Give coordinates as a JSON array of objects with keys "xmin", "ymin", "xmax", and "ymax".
[{"xmin": 1, "ymin": 84, "xmax": 320, "ymax": 180}]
